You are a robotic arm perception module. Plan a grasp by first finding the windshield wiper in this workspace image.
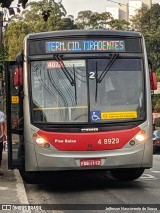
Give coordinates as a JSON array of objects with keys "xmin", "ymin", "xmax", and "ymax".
[
  {"xmin": 97, "ymin": 53, "xmax": 119, "ymax": 83},
  {"xmin": 54, "ymin": 55, "xmax": 75, "ymax": 86},
  {"xmin": 95, "ymin": 62, "xmax": 98, "ymax": 102},
  {"xmin": 95, "ymin": 53, "xmax": 119, "ymax": 102},
  {"xmin": 54, "ymin": 54, "xmax": 78, "ymax": 105},
  {"xmin": 73, "ymin": 65, "xmax": 77, "ymax": 105}
]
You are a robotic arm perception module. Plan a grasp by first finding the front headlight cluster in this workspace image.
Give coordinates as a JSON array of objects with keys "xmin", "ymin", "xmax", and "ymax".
[{"xmin": 32, "ymin": 132, "xmax": 51, "ymax": 148}]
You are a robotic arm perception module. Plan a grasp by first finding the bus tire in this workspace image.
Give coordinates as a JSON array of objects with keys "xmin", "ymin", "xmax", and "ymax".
[
  {"xmin": 153, "ymin": 147, "xmax": 157, "ymax": 154},
  {"xmin": 110, "ymin": 168, "xmax": 145, "ymax": 181},
  {"xmin": 19, "ymin": 169, "xmax": 40, "ymax": 184}
]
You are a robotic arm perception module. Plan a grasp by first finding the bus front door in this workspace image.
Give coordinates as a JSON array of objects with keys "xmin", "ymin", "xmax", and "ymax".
[{"xmin": 5, "ymin": 61, "xmax": 23, "ymax": 169}]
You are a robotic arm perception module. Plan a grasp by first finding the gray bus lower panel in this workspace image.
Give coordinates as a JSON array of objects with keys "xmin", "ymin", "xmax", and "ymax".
[{"xmin": 24, "ymin": 141, "xmax": 152, "ymax": 171}]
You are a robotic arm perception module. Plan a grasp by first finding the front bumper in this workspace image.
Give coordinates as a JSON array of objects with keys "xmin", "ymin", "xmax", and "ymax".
[{"xmin": 25, "ymin": 139, "xmax": 153, "ymax": 171}]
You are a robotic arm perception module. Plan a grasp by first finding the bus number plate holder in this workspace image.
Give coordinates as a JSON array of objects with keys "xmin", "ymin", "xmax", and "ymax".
[{"xmin": 80, "ymin": 158, "xmax": 101, "ymax": 167}]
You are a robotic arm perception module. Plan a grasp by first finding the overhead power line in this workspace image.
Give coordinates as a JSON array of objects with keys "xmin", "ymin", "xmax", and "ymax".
[{"xmin": 106, "ymin": 0, "xmax": 140, "ymax": 9}]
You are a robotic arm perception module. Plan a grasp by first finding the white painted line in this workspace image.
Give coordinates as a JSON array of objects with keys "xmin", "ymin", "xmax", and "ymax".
[
  {"xmin": 14, "ymin": 169, "xmax": 32, "ymax": 213},
  {"xmin": 53, "ymin": 211, "xmax": 64, "ymax": 213},
  {"xmin": 151, "ymin": 171, "xmax": 160, "ymax": 173},
  {"xmin": 140, "ymin": 174, "xmax": 157, "ymax": 180},
  {"xmin": 0, "ymin": 186, "xmax": 9, "ymax": 190}
]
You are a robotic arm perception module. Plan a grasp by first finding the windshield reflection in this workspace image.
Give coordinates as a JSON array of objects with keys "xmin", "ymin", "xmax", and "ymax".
[{"xmin": 30, "ymin": 58, "xmax": 144, "ymax": 124}]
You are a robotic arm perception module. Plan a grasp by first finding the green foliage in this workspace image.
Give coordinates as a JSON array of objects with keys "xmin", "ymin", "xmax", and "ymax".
[
  {"xmin": 110, "ymin": 19, "xmax": 130, "ymax": 30},
  {"xmin": 0, "ymin": 46, "xmax": 7, "ymax": 79},
  {"xmin": 131, "ymin": 4, "xmax": 160, "ymax": 70},
  {"xmin": 3, "ymin": 21, "xmax": 31, "ymax": 60},
  {"xmin": 75, "ymin": 10, "xmax": 113, "ymax": 29},
  {"xmin": 156, "ymin": 69, "xmax": 160, "ymax": 81},
  {"xmin": 2, "ymin": 1, "xmax": 77, "ymax": 60},
  {"xmin": 0, "ymin": 63, "xmax": 3, "ymax": 79},
  {"xmin": 3, "ymin": 0, "xmax": 160, "ymax": 68},
  {"xmin": 154, "ymin": 99, "xmax": 160, "ymax": 112},
  {"xmin": 152, "ymin": 95, "xmax": 160, "ymax": 110}
]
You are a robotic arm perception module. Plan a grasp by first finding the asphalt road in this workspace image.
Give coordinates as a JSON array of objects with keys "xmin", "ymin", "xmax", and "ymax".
[{"xmin": 24, "ymin": 154, "xmax": 160, "ymax": 213}]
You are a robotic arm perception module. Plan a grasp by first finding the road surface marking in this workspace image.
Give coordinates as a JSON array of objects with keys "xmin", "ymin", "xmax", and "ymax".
[
  {"xmin": 0, "ymin": 187, "xmax": 9, "ymax": 190},
  {"xmin": 140, "ymin": 174, "xmax": 157, "ymax": 180},
  {"xmin": 53, "ymin": 211, "xmax": 64, "ymax": 213},
  {"xmin": 151, "ymin": 171, "xmax": 160, "ymax": 173}
]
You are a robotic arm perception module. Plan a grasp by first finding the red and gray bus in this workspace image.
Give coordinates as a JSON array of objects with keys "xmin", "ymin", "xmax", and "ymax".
[{"xmin": 5, "ymin": 30, "xmax": 156, "ymax": 183}]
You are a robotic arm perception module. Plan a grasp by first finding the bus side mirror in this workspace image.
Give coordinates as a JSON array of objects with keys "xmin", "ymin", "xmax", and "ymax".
[
  {"xmin": 14, "ymin": 67, "xmax": 23, "ymax": 88},
  {"xmin": 150, "ymin": 71, "xmax": 157, "ymax": 90}
]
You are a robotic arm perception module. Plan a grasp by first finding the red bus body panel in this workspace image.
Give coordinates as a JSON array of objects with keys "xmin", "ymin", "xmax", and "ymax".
[{"xmin": 38, "ymin": 127, "xmax": 141, "ymax": 151}]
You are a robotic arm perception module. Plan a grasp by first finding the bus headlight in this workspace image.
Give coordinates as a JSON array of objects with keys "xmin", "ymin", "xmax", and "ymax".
[
  {"xmin": 36, "ymin": 137, "xmax": 46, "ymax": 145},
  {"xmin": 33, "ymin": 133, "xmax": 50, "ymax": 148},
  {"xmin": 135, "ymin": 131, "xmax": 146, "ymax": 142}
]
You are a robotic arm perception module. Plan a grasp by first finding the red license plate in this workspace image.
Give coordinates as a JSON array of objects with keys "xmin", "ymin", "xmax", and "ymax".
[{"xmin": 80, "ymin": 158, "xmax": 101, "ymax": 167}]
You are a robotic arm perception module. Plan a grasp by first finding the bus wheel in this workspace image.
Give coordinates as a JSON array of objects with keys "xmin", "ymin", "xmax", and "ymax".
[
  {"xmin": 110, "ymin": 168, "xmax": 145, "ymax": 181},
  {"xmin": 19, "ymin": 169, "xmax": 40, "ymax": 184},
  {"xmin": 153, "ymin": 147, "xmax": 159, "ymax": 154}
]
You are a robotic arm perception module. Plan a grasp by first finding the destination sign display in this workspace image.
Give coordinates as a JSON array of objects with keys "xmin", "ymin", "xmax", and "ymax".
[
  {"xmin": 29, "ymin": 38, "xmax": 141, "ymax": 55},
  {"xmin": 45, "ymin": 40, "xmax": 125, "ymax": 53}
]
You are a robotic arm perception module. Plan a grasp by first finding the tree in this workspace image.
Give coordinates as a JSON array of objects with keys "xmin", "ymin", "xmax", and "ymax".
[
  {"xmin": 110, "ymin": 19, "xmax": 130, "ymax": 30},
  {"xmin": 0, "ymin": 45, "xmax": 7, "ymax": 82},
  {"xmin": 76, "ymin": 10, "xmax": 112, "ymax": 29},
  {"xmin": 90, "ymin": 12, "xmax": 113, "ymax": 29},
  {"xmin": 131, "ymin": 4, "xmax": 160, "ymax": 70},
  {"xmin": 75, "ymin": 10, "xmax": 93, "ymax": 29},
  {"xmin": 3, "ymin": 1, "xmax": 77, "ymax": 60},
  {"xmin": 3, "ymin": 21, "xmax": 31, "ymax": 60},
  {"xmin": 21, "ymin": 0, "xmax": 74, "ymax": 32}
]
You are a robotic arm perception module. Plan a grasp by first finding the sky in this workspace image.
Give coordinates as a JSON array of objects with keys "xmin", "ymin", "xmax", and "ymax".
[{"xmin": 11, "ymin": 0, "xmax": 160, "ymax": 18}]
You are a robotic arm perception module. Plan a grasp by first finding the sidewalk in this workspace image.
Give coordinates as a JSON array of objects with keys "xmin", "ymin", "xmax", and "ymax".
[
  {"xmin": 0, "ymin": 151, "xmax": 20, "ymax": 204},
  {"xmin": 0, "ymin": 151, "xmax": 30, "ymax": 212},
  {"xmin": 0, "ymin": 152, "xmax": 47, "ymax": 213}
]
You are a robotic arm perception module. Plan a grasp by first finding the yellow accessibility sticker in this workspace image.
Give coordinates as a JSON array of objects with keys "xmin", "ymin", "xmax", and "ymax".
[
  {"xmin": 11, "ymin": 96, "xmax": 19, "ymax": 104},
  {"xmin": 101, "ymin": 111, "xmax": 137, "ymax": 119}
]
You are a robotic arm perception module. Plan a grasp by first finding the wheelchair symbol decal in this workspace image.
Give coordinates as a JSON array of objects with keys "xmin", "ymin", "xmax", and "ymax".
[{"xmin": 90, "ymin": 111, "xmax": 101, "ymax": 122}]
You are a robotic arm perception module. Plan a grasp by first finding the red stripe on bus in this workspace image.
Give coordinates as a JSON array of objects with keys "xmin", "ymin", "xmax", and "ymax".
[{"xmin": 37, "ymin": 127, "xmax": 141, "ymax": 151}]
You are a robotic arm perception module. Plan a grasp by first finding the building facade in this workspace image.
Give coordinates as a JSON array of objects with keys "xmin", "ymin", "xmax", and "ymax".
[
  {"xmin": 106, "ymin": 0, "xmax": 159, "ymax": 22},
  {"xmin": 106, "ymin": 7, "xmax": 119, "ymax": 19}
]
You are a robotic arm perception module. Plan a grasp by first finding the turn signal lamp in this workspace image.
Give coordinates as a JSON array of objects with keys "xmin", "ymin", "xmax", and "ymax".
[{"xmin": 33, "ymin": 133, "xmax": 38, "ymax": 138}]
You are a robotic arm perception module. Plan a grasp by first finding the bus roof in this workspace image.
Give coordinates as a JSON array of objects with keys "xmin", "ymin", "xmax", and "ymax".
[{"xmin": 26, "ymin": 30, "xmax": 142, "ymax": 40}]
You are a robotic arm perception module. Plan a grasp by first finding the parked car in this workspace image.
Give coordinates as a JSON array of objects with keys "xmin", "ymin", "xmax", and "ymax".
[{"xmin": 153, "ymin": 130, "xmax": 160, "ymax": 154}]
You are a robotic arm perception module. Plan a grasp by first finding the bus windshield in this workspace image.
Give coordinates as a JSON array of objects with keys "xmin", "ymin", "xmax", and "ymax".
[{"xmin": 31, "ymin": 58, "xmax": 144, "ymax": 124}]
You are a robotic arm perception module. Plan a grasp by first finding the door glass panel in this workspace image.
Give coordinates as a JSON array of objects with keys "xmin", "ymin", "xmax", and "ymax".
[{"xmin": 6, "ymin": 62, "xmax": 23, "ymax": 168}]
